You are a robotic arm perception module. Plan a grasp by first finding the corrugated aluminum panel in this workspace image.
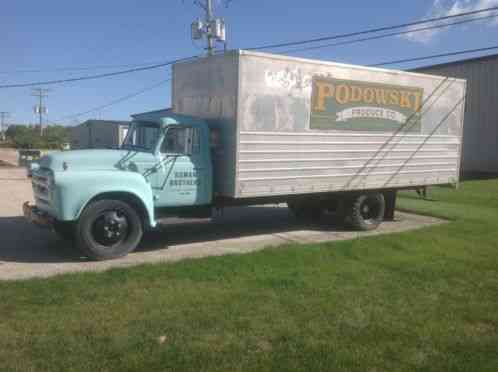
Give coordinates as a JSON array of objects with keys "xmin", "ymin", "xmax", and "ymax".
[
  {"xmin": 237, "ymin": 131, "xmax": 459, "ymax": 196},
  {"xmin": 416, "ymin": 55, "xmax": 498, "ymax": 173},
  {"xmin": 173, "ymin": 50, "xmax": 466, "ymax": 198},
  {"xmin": 172, "ymin": 53, "xmax": 239, "ymax": 196}
]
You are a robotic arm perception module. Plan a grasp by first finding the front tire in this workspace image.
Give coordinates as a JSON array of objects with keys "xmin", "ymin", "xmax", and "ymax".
[
  {"xmin": 75, "ymin": 199, "xmax": 143, "ymax": 260},
  {"xmin": 347, "ymin": 193, "xmax": 385, "ymax": 231}
]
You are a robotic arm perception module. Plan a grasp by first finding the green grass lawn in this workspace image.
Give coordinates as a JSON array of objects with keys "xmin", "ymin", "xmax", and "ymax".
[{"xmin": 1, "ymin": 180, "xmax": 497, "ymax": 372}]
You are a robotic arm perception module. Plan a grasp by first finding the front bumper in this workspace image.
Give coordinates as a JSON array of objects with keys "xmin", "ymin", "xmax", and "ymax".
[{"xmin": 23, "ymin": 202, "xmax": 54, "ymax": 228}]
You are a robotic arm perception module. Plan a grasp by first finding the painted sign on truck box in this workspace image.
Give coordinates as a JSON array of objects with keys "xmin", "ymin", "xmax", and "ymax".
[{"xmin": 310, "ymin": 77, "xmax": 424, "ymax": 132}]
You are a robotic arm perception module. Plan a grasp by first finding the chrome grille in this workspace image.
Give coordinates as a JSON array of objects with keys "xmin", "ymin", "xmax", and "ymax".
[{"xmin": 32, "ymin": 168, "xmax": 52, "ymax": 205}]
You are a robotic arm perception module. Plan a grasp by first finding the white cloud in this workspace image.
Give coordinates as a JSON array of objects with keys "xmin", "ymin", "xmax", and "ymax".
[{"xmin": 402, "ymin": 0, "xmax": 498, "ymax": 44}]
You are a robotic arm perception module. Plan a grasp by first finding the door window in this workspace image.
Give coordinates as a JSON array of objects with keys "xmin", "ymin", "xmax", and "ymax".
[
  {"xmin": 122, "ymin": 122, "xmax": 160, "ymax": 152},
  {"xmin": 161, "ymin": 127, "xmax": 200, "ymax": 155}
]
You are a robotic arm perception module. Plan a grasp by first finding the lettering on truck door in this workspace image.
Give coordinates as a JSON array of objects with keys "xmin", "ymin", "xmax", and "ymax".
[{"xmin": 153, "ymin": 126, "xmax": 208, "ymax": 207}]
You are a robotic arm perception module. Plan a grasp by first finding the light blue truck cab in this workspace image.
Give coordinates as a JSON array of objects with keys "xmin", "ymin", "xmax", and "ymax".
[{"xmin": 24, "ymin": 112, "xmax": 214, "ymax": 260}]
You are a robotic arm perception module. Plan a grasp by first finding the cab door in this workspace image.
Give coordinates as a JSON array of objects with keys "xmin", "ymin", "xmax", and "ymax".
[{"xmin": 152, "ymin": 125, "xmax": 211, "ymax": 207}]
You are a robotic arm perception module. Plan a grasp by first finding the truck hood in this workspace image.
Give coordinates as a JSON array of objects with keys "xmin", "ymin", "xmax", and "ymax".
[{"xmin": 38, "ymin": 149, "xmax": 139, "ymax": 172}]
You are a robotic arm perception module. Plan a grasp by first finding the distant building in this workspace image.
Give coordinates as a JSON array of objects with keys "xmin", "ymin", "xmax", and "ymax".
[
  {"xmin": 70, "ymin": 120, "xmax": 130, "ymax": 149},
  {"xmin": 414, "ymin": 54, "xmax": 498, "ymax": 176}
]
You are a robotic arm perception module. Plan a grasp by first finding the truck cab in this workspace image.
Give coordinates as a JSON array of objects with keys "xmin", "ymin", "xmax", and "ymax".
[
  {"xmin": 122, "ymin": 114, "xmax": 213, "ymax": 209},
  {"xmin": 24, "ymin": 113, "xmax": 213, "ymax": 260}
]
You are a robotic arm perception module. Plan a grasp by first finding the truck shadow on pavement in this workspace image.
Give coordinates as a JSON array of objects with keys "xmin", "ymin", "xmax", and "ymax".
[
  {"xmin": 0, "ymin": 206, "xmax": 343, "ymax": 264},
  {"xmin": 0, "ymin": 217, "xmax": 80, "ymax": 263},
  {"xmin": 139, "ymin": 206, "xmax": 343, "ymax": 253}
]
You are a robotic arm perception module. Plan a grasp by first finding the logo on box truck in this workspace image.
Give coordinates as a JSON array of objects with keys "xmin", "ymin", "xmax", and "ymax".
[{"xmin": 310, "ymin": 77, "xmax": 424, "ymax": 132}]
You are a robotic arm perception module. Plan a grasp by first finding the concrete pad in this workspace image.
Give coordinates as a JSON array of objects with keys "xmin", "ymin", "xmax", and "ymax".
[{"xmin": 0, "ymin": 170, "xmax": 446, "ymax": 281}]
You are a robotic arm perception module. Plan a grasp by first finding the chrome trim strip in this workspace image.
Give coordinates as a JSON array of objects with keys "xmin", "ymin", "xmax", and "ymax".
[
  {"xmin": 240, "ymin": 131, "xmax": 457, "ymax": 138},
  {"xmin": 240, "ymin": 148, "xmax": 457, "ymax": 154},
  {"xmin": 239, "ymin": 162, "xmax": 457, "ymax": 172},
  {"xmin": 239, "ymin": 168, "xmax": 457, "ymax": 182},
  {"xmin": 240, "ymin": 140, "xmax": 459, "ymax": 145},
  {"xmin": 239, "ymin": 155, "xmax": 460, "ymax": 163}
]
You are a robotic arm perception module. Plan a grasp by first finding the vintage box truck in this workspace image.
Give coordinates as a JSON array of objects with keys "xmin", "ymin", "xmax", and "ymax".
[{"xmin": 24, "ymin": 50, "xmax": 466, "ymax": 260}]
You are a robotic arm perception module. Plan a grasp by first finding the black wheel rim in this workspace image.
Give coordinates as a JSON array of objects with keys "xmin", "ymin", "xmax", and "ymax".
[
  {"xmin": 91, "ymin": 209, "xmax": 129, "ymax": 247},
  {"xmin": 360, "ymin": 197, "xmax": 381, "ymax": 225}
]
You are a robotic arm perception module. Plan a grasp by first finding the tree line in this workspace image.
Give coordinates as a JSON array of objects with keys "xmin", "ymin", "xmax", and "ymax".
[{"xmin": 2, "ymin": 125, "xmax": 70, "ymax": 149}]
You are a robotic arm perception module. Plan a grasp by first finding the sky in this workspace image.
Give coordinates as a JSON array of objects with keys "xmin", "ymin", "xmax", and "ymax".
[{"xmin": 1, "ymin": 0, "xmax": 498, "ymax": 126}]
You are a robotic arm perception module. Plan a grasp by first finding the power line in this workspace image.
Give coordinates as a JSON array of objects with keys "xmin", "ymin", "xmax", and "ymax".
[
  {"xmin": 2, "ymin": 7, "xmax": 497, "ymax": 89},
  {"xmin": 0, "ymin": 60, "xmax": 169, "ymax": 75},
  {"xmin": 5, "ymin": 6, "xmax": 496, "ymax": 90},
  {"xmin": 4, "ymin": 13, "xmax": 493, "ymax": 76},
  {"xmin": 48, "ymin": 47, "xmax": 498, "ymax": 125},
  {"xmin": 279, "ymin": 13, "xmax": 498, "ymax": 55},
  {"xmin": 247, "ymin": 5, "xmax": 498, "ymax": 51},
  {"xmin": 0, "ymin": 56, "xmax": 196, "ymax": 89},
  {"xmin": 47, "ymin": 46, "xmax": 498, "ymax": 126},
  {"xmin": 369, "ymin": 45, "xmax": 498, "ymax": 67},
  {"xmin": 48, "ymin": 78, "xmax": 171, "ymax": 124}
]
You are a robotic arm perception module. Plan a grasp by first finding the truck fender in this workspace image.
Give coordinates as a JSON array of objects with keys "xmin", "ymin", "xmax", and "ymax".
[{"xmin": 54, "ymin": 171, "xmax": 156, "ymax": 228}]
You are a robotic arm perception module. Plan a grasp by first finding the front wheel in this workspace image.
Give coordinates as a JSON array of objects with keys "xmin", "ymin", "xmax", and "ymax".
[
  {"xmin": 75, "ymin": 199, "xmax": 143, "ymax": 260},
  {"xmin": 347, "ymin": 193, "xmax": 385, "ymax": 231}
]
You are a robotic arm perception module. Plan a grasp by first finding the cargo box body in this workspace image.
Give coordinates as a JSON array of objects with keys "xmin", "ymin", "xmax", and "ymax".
[{"xmin": 172, "ymin": 50, "xmax": 466, "ymax": 199}]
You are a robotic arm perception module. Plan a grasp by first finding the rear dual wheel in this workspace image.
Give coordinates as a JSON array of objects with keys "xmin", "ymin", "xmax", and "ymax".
[
  {"xmin": 347, "ymin": 193, "xmax": 385, "ymax": 231},
  {"xmin": 75, "ymin": 199, "xmax": 143, "ymax": 261},
  {"xmin": 288, "ymin": 193, "xmax": 386, "ymax": 231}
]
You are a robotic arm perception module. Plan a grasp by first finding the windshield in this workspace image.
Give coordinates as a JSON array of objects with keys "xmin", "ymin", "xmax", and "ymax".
[{"xmin": 121, "ymin": 122, "xmax": 160, "ymax": 152}]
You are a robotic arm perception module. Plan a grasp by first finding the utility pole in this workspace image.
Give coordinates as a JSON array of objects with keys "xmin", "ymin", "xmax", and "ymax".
[
  {"xmin": 0, "ymin": 111, "xmax": 9, "ymax": 141},
  {"xmin": 31, "ymin": 88, "xmax": 50, "ymax": 135},
  {"xmin": 191, "ymin": 0, "xmax": 226, "ymax": 56},
  {"xmin": 206, "ymin": 0, "xmax": 214, "ymax": 55}
]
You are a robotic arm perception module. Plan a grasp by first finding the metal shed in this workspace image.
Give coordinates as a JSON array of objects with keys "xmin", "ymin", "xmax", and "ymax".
[
  {"xmin": 414, "ymin": 54, "xmax": 498, "ymax": 176},
  {"xmin": 70, "ymin": 120, "xmax": 130, "ymax": 149}
]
